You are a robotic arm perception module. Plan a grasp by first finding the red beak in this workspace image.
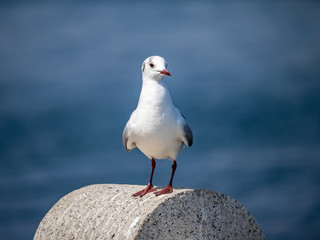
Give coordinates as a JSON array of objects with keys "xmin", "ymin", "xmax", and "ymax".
[{"xmin": 160, "ymin": 69, "xmax": 172, "ymax": 76}]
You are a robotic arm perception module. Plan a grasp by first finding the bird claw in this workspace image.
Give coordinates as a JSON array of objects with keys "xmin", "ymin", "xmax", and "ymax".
[
  {"xmin": 132, "ymin": 184, "xmax": 155, "ymax": 197},
  {"xmin": 154, "ymin": 185, "xmax": 173, "ymax": 196}
]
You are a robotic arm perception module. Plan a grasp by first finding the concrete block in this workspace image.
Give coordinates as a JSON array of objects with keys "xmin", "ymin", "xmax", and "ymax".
[{"xmin": 34, "ymin": 184, "xmax": 265, "ymax": 239}]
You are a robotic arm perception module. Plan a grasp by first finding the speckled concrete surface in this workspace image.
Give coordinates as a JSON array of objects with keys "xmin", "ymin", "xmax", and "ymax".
[{"xmin": 34, "ymin": 184, "xmax": 265, "ymax": 240}]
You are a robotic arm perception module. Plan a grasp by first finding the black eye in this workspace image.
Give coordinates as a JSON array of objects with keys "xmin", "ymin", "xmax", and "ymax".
[{"xmin": 149, "ymin": 63, "xmax": 154, "ymax": 68}]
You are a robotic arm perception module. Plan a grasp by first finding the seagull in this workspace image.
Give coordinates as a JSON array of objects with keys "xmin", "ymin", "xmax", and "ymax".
[{"xmin": 122, "ymin": 56, "xmax": 193, "ymax": 197}]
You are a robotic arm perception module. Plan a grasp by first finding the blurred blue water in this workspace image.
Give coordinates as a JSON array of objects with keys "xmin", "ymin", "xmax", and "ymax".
[{"xmin": 0, "ymin": 1, "xmax": 320, "ymax": 239}]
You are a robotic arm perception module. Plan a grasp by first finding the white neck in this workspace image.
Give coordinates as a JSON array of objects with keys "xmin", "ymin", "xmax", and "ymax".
[{"xmin": 137, "ymin": 77, "xmax": 173, "ymax": 110}]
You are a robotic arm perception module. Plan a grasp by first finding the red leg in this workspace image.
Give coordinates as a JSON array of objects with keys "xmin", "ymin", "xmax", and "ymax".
[
  {"xmin": 155, "ymin": 160, "xmax": 177, "ymax": 196},
  {"xmin": 133, "ymin": 158, "xmax": 156, "ymax": 197}
]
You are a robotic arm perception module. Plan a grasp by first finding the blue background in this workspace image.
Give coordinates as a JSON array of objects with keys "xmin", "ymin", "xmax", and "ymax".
[{"xmin": 1, "ymin": 1, "xmax": 320, "ymax": 239}]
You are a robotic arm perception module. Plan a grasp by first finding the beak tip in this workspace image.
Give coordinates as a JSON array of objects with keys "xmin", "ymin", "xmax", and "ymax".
[{"xmin": 160, "ymin": 69, "xmax": 172, "ymax": 76}]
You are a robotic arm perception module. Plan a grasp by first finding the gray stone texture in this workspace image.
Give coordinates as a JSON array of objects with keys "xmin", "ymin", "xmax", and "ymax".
[{"xmin": 34, "ymin": 184, "xmax": 265, "ymax": 240}]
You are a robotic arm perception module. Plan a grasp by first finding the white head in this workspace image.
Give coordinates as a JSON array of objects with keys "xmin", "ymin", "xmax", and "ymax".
[{"xmin": 141, "ymin": 56, "xmax": 171, "ymax": 81}]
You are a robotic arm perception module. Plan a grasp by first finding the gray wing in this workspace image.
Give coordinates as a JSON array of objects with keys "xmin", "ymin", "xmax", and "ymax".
[
  {"xmin": 122, "ymin": 126, "xmax": 129, "ymax": 151},
  {"xmin": 178, "ymin": 109, "xmax": 193, "ymax": 147},
  {"xmin": 183, "ymin": 122, "xmax": 193, "ymax": 147},
  {"xmin": 122, "ymin": 125, "xmax": 136, "ymax": 151}
]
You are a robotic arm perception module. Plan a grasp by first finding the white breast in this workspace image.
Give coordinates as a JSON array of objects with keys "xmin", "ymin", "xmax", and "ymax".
[{"xmin": 128, "ymin": 80, "xmax": 183, "ymax": 160}]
